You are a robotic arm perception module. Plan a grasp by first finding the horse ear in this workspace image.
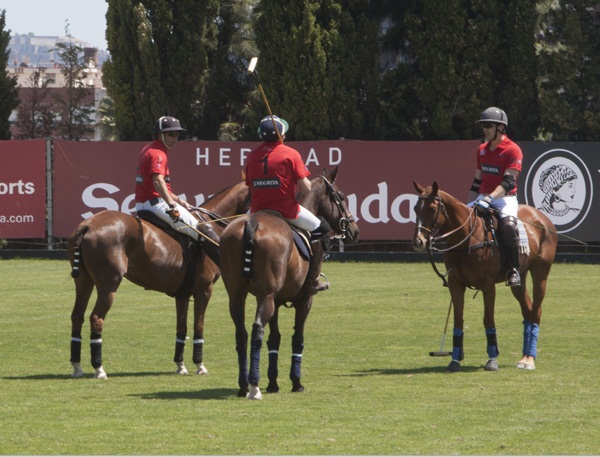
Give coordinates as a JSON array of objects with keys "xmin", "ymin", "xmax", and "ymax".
[
  {"xmin": 327, "ymin": 165, "xmax": 339, "ymax": 183},
  {"xmin": 432, "ymin": 181, "xmax": 439, "ymax": 195},
  {"xmin": 413, "ymin": 180, "xmax": 425, "ymax": 194}
]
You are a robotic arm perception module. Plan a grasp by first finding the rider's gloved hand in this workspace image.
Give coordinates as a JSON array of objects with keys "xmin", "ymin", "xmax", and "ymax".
[
  {"xmin": 166, "ymin": 204, "xmax": 180, "ymax": 222},
  {"xmin": 474, "ymin": 195, "xmax": 493, "ymax": 215}
]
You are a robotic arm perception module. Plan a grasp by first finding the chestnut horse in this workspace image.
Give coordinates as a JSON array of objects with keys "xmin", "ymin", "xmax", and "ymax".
[
  {"xmin": 220, "ymin": 167, "xmax": 359, "ymax": 399},
  {"xmin": 412, "ymin": 181, "xmax": 557, "ymax": 372},
  {"xmin": 67, "ymin": 181, "xmax": 249, "ymax": 379}
]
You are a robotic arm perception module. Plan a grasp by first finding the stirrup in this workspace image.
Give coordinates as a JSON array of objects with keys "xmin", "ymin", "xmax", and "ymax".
[
  {"xmin": 506, "ymin": 269, "xmax": 521, "ymax": 287},
  {"xmin": 310, "ymin": 273, "xmax": 330, "ymax": 295}
]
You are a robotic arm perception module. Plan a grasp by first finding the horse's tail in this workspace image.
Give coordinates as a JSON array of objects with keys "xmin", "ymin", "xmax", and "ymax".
[
  {"xmin": 242, "ymin": 216, "xmax": 258, "ymax": 278},
  {"xmin": 70, "ymin": 226, "xmax": 89, "ymax": 278}
]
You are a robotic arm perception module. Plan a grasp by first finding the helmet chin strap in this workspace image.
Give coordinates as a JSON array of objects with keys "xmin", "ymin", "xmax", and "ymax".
[
  {"xmin": 159, "ymin": 132, "xmax": 171, "ymax": 149},
  {"xmin": 491, "ymin": 125, "xmax": 506, "ymax": 142}
]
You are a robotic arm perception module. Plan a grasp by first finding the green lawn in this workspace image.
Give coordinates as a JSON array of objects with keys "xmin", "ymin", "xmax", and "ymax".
[{"xmin": 0, "ymin": 259, "xmax": 597, "ymax": 455}]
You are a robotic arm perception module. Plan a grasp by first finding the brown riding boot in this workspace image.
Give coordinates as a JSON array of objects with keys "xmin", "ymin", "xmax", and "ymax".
[
  {"xmin": 305, "ymin": 217, "xmax": 332, "ymax": 295},
  {"xmin": 306, "ymin": 240, "xmax": 329, "ymax": 295},
  {"xmin": 197, "ymin": 221, "xmax": 220, "ymax": 266}
]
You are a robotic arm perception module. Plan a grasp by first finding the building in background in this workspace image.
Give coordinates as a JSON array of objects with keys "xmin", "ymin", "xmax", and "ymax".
[{"xmin": 6, "ymin": 34, "xmax": 108, "ymax": 140}]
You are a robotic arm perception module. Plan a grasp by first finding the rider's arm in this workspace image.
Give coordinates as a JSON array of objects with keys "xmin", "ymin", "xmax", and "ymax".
[
  {"xmin": 488, "ymin": 168, "xmax": 519, "ymax": 200},
  {"xmin": 467, "ymin": 169, "xmax": 482, "ymax": 202},
  {"xmin": 297, "ymin": 176, "xmax": 312, "ymax": 195},
  {"xmin": 152, "ymin": 173, "xmax": 181, "ymax": 208}
]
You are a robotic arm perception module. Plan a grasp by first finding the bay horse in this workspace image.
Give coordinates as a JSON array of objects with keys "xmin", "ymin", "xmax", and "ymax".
[
  {"xmin": 412, "ymin": 181, "xmax": 557, "ymax": 372},
  {"xmin": 219, "ymin": 166, "xmax": 359, "ymax": 399},
  {"xmin": 67, "ymin": 181, "xmax": 249, "ymax": 379}
]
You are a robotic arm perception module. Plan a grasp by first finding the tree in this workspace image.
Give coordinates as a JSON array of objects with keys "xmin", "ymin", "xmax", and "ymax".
[
  {"xmin": 14, "ymin": 69, "xmax": 56, "ymax": 139},
  {"xmin": 52, "ymin": 24, "xmax": 95, "ymax": 141},
  {"xmin": 0, "ymin": 10, "xmax": 20, "ymax": 139},
  {"xmin": 536, "ymin": 0, "xmax": 600, "ymax": 141},
  {"xmin": 253, "ymin": 0, "xmax": 379, "ymax": 140},
  {"xmin": 103, "ymin": 0, "xmax": 219, "ymax": 141}
]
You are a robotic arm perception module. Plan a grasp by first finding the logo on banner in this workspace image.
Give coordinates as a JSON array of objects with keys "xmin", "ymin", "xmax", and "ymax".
[{"xmin": 524, "ymin": 149, "xmax": 593, "ymax": 233}]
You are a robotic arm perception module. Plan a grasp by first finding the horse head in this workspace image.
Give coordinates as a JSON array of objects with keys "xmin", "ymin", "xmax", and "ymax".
[
  {"xmin": 306, "ymin": 166, "xmax": 360, "ymax": 244},
  {"xmin": 412, "ymin": 180, "xmax": 447, "ymax": 252}
]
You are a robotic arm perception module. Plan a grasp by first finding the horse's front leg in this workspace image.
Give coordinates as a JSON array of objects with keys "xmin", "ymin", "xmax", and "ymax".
[
  {"xmin": 482, "ymin": 286, "xmax": 499, "ymax": 371},
  {"xmin": 192, "ymin": 284, "xmax": 213, "ymax": 375},
  {"xmin": 447, "ymin": 280, "xmax": 466, "ymax": 373},
  {"xmin": 266, "ymin": 306, "xmax": 282, "ymax": 393},
  {"xmin": 174, "ymin": 297, "xmax": 190, "ymax": 375},
  {"xmin": 289, "ymin": 296, "xmax": 314, "ymax": 392}
]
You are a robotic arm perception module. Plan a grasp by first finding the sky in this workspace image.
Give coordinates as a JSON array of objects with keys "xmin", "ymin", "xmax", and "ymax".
[{"xmin": 1, "ymin": 0, "xmax": 109, "ymax": 50}]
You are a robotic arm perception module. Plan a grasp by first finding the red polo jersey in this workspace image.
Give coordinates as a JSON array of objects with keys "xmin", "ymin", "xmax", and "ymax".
[
  {"xmin": 135, "ymin": 139, "xmax": 172, "ymax": 202},
  {"xmin": 476, "ymin": 136, "xmax": 523, "ymax": 195},
  {"xmin": 245, "ymin": 142, "xmax": 310, "ymax": 219}
]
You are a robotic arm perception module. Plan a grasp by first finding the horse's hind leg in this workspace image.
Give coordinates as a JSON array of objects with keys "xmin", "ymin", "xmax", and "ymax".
[
  {"xmin": 247, "ymin": 294, "xmax": 276, "ymax": 400},
  {"xmin": 514, "ymin": 267, "xmax": 548, "ymax": 370},
  {"xmin": 229, "ymin": 291, "xmax": 249, "ymax": 397},
  {"xmin": 191, "ymin": 283, "xmax": 214, "ymax": 376},
  {"xmin": 88, "ymin": 284, "xmax": 120, "ymax": 379},
  {"xmin": 70, "ymin": 274, "xmax": 94, "ymax": 378},
  {"xmin": 174, "ymin": 297, "xmax": 190, "ymax": 375},
  {"xmin": 266, "ymin": 307, "xmax": 282, "ymax": 393}
]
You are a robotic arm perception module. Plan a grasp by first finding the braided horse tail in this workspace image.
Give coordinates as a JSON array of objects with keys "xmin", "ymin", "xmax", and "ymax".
[
  {"xmin": 242, "ymin": 216, "xmax": 258, "ymax": 278},
  {"xmin": 70, "ymin": 226, "xmax": 89, "ymax": 278}
]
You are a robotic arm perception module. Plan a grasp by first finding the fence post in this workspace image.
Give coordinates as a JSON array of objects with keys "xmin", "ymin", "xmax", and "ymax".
[{"xmin": 46, "ymin": 138, "xmax": 53, "ymax": 250}]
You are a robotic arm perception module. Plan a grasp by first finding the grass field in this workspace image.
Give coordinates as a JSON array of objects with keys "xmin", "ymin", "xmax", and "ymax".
[{"xmin": 0, "ymin": 259, "xmax": 598, "ymax": 455}]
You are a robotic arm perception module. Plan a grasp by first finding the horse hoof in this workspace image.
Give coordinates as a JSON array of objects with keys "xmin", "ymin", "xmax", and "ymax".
[
  {"xmin": 485, "ymin": 359, "xmax": 499, "ymax": 371},
  {"xmin": 247, "ymin": 385, "xmax": 262, "ymax": 400},
  {"xmin": 446, "ymin": 361, "xmax": 461, "ymax": 372},
  {"xmin": 237, "ymin": 387, "xmax": 248, "ymax": 398},
  {"xmin": 94, "ymin": 366, "xmax": 108, "ymax": 379},
  {"xmin": 524, "ymin": 363, "xmax": 536, "ymax": 370},
  {"xmin": 266, "ymin": 381, "xmax": 280, "ymax": 393},
  {"xmin": 195, "ymin": 363, "xmax": 208, "ymax": 375},
  {"xmin": 291, "ymin": 383, "xmax": 305, "ymax": 393},
  {"xmin": 71, "ymin": 363, "xmax": 84, "ymax": 378},
  {"xmin": 176, "ymin": 362, "xmax": 188, "ymax": 375}
]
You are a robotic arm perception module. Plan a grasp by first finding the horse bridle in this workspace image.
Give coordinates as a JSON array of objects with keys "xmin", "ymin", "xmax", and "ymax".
[
  {"xmin": 416, "ymin": 194, "xmax": 477, "ymax": 253},
  {"xmin": 319, "ymin": 176, "xmax": 355, "ymax": 239}
]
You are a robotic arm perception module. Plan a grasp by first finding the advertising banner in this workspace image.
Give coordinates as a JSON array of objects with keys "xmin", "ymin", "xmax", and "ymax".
[
  {"xmin": 520, "ymin": 142, "xmax": 600, "ymax": 241},
  {"xmin": 52, "ymin": 139, "xmax": 479, "ymax": 239},
  {"xmin": 0, "ymin": 140, "xmax": 47, "ymax": 238}
]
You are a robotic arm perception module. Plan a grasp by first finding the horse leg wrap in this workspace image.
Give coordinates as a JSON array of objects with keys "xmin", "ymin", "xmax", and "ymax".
[
  {"xmin": 267, "ymin": 334, "xmax": 281, "ymax": 381},
  {"xmin": 526, "ymin": 322, "xmax": 540, "ymax": 358},
  {"xmin": 452, "ymin": 328, "xmax": 464, "ymax": 362},
  {"xmin": 70, "ymin": 331, "xmax": 82, "ymax": 363},
  {"xmin": 249, "ymin": 324, "xmax": 263, "ymax": 386},
  {"xmin": 235, "ymin": 329, "xmax": 249, "ymax": 390},
  {"xmin": 290, "ymin": 337, "xmax": 304, "ymax": 383},
  {"xmin": 192, "ymin": 333, "xmax": 204, "ymax": 365},
  {"xmin": 522, "ymin": 320, "xmax": 532, "ymax": 356},
  {"xmin": 485, "ymin": 328, "xmax": 499, "ymax": 359},
  {"xmin": 71, "ymin": 249, "xmax": 81, "ymax": 278},
  {"xmin": 90, "ymin": 332, "xmax": 103, "ymax": 369},
  {"xmin": 174, "ymin": 333, "xmax": 186, "ymax": 363}
]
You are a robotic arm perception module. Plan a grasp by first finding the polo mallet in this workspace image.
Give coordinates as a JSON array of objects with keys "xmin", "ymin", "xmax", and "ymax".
[
  {"xmin": 429, "ymin": 299, "xmax": 453, "ymax": 356},
  {"xmin": 247, "ymin": 56, "xmax": 284, "ymax": 144}
]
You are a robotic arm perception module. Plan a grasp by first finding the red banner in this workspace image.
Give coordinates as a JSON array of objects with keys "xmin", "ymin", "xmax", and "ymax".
[
  {"xmin": 0, "ymin": 140, "xmax": 47, "ymax": 238},
  {"xmin": 52, "ymin": 139, "xmax": 478, "ymax": 239}
]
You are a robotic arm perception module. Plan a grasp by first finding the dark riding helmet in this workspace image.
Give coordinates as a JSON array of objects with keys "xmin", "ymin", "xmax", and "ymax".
[
  {"xmin": 257, "ymin": 115, "xmax": 288, "ymax": 142},
  {"xmin": 154, "ymin": 116, "xmax": 187, "ymax": 136},
  {"xmin": 475, "ymin": 107, "xmax": 508, "ymax": 127}
]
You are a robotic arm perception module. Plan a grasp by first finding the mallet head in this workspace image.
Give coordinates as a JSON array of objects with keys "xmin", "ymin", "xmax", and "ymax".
[{"xmin": 247, "ymin": 57, "xmax": 258, "ymax": 75}]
